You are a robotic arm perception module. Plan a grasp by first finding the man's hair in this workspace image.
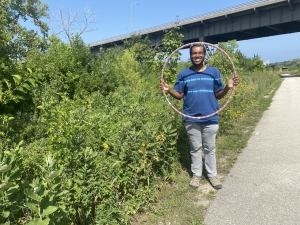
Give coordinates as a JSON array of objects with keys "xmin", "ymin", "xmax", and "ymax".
[{"xmin": 189, "ymin": 43, "xmax": 206, "ymax": 56}]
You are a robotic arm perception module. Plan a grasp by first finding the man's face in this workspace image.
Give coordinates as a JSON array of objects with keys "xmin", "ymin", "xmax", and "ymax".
[{"xmin": 190, "ymin": 46, "xmax": 205, "ymax": 66}]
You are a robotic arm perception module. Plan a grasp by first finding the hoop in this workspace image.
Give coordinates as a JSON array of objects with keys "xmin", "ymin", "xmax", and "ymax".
[{"xmin": 161, "ymin": 42, "xmax": 237, "ymax": 119}]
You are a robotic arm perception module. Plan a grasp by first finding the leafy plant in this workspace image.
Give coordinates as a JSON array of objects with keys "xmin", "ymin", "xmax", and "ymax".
[
  {"xmin": 23, "ymin": 155, "xmax": 66, "ymax": 225},
  {"xmin": 0, "ymin": 142, "xmax": 22, "ymax": 224},
  {"xmin": 151, "ymin": 25, "xmax": 184, "ymax": 84}
]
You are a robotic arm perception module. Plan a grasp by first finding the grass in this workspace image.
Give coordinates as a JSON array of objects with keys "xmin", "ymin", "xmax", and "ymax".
[{"xmin": 131, "ymin": 74, "xmax": 282, "ymax": 225}]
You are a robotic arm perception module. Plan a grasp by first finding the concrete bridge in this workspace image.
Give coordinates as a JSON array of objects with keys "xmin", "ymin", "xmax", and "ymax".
[{"xmin": 90, "ymin": 0, "xmax": 300, "ymax": 57}]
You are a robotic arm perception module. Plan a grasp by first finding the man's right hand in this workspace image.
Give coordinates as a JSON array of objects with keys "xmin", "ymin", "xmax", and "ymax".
[{"xmin": 160, "ymin": 79, "xmax": 184, "ymax": 100}]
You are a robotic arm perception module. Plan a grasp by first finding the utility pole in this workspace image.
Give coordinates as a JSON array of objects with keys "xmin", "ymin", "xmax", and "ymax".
[{"xmin": 131, "ymin": 2, "xmax": 139, "ymax": 32}]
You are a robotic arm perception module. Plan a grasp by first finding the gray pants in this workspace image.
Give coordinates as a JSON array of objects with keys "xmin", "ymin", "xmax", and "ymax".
[{"xmin": 184, "ymin": 122, "xmax": 219, "ymax": 178}]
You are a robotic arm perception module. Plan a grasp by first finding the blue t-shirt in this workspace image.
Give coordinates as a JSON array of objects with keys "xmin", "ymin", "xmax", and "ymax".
[{"xmin": 173, "ymin": 66, "xmax": 224, "ymax": 124}]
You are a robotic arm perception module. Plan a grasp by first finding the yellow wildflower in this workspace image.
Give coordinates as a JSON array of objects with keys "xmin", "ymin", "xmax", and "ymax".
[
  {"xmin": 138, "ymin": 149, "xmax": 143, "ymax": 154},
  {"xmin": 103, "ymin": 142, "xmax": 109, "ymax": 149},
  {"xmin": 156, "ymin": 135, "xmax": 165, "ymax": 142}
]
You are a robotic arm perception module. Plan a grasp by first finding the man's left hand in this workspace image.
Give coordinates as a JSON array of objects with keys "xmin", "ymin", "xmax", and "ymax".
[{"xmin": 227, "ymin": 75, "xmax": 239, "ymax": 88}]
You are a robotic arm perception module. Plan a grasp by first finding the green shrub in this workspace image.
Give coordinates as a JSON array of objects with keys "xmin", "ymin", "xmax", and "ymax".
[{"xmin": 0, "ymin": 28, "xmax": 283, "ymax": 224}]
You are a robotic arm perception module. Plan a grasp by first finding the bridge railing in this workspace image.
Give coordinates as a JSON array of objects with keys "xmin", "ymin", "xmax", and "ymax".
[{"xmin": 89, "ymin": 0, "xmax": 286, "ymax": 47}]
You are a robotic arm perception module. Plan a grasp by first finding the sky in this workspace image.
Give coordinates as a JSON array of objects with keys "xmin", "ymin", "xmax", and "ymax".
[{"xmin": 39, "ymin": 0, "xmax": 300, "ymax": 64}]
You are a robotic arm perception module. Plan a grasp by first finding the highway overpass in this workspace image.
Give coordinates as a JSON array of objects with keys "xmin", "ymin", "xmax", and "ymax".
[{"xmin": 90, "ymin": 0, "xmax": 300, "ymax": 57}]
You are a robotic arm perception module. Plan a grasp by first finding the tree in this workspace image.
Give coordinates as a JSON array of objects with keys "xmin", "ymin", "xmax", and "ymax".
[
  {"xmin": 51, "ymin": 7, "xmax": 98, "ymax": 42},
  {"xmin": 207, "ymin": 40, "xmax": 240, "ymax": 80},
  {"xmin": 207, "ymin": 40, "xmax": 265, "ymax": 78},
  {"xmin": 235, "ymin": 50, "xmax": 264, "ymax": 72},
  {"xmin": 0, "ymin": 0, "xmax": 49, "ymax": 110},
  {"xmin": 123, "ymin": 34, "xmax": 155, "ymax": 66},
  {"xmin": 152, "ymin": 25, "xmax": 184, "ymax": 84},
  {"xmin": 24, "ymin": 35, "xmax": 94, "ymax": 103},
  {"xmin": 251, "ymin": 57, "xmax": 264, "ymax": 71},
  {"xmin": 0, "ymin": 0, "xmax": 49, "ymax": 61},
  {"xmin": 235, "ymin": 50, "xmax": 250, "ymax": 72}
]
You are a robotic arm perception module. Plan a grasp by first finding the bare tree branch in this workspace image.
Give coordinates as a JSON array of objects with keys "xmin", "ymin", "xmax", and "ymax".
[{"xmin": 51, "ymin": 6, "xmax": 98, "ymax": 42}]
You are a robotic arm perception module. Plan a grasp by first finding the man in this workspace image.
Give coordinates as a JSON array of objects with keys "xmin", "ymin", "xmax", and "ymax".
[{"xmin": 160, "ymin": 43, "xmax": 239, "ymax": 189}]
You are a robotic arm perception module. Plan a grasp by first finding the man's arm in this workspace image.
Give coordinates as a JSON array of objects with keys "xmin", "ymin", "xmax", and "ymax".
[
  {"xmin": 215, "ymin": 75, "xmax": 239, "ymax": 100},
  {"xmin": 160, "ymin": 79, "xmax": 184, "ymax": 100},
  {"xmin": 215, "ymin": 85, "xmax": 230, "ymax": 99}
]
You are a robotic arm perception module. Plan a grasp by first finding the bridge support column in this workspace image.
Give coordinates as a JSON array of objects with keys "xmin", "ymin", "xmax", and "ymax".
[{"xmin": 198, "ymin": 37, "xmax": 205, "ymax": 42}]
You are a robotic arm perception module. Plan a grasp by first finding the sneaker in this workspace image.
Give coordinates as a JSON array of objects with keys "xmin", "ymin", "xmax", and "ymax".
[
  {"xmin": 189, "ymin": 175, "xmax": 201, "ymax": 189},
  {"xmin": 209, "ymin": 177, "xmax": 222, "ymax": 190}
]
